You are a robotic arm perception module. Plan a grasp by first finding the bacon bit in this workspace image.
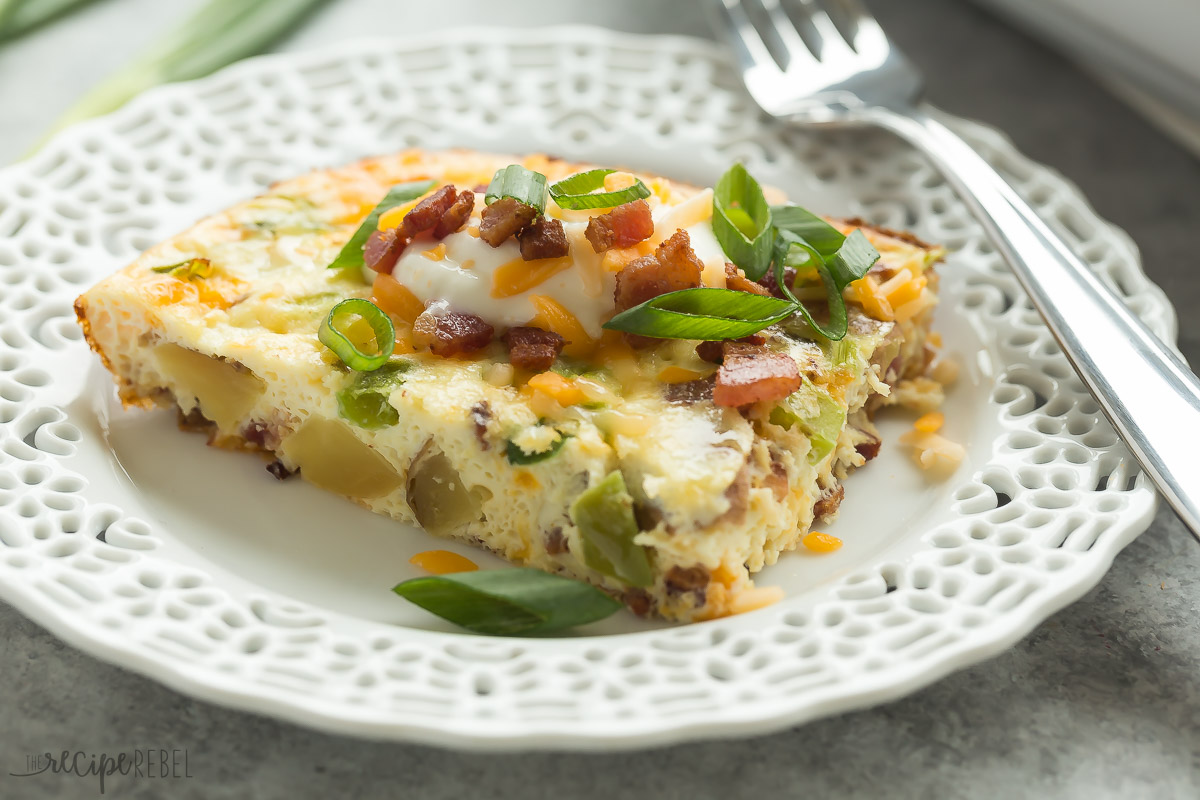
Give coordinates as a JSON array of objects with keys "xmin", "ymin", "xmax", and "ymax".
[
  {"xmin": 503, "ymin": 326, "xmax": 565, "ymax": 371},
  {"xmin": 421, "ymin": 243, "xmax": 447, "ymax": 261},
  {"xmin": 397, "ymin": 184, "xmax": 457, "ymax": 238},
  {"xmin": 544, "ymin": 527, "xmax": 568, "ymax": 555},
  {"xmin": 914, "ymin": 411, "xmax": 945, "ymax": 433},
  {"xmin": 409, "ymin": 549, "xmax": 479, "ymax": 575},
  {"xmin": 813, "ymin": 484, "xmax": 845, "ymax": 520},
  {"xmin": 724, "ymin": 262, "xmax": 771, "ymax": 296},
  {"xmin": 664, "ymin": 377, "xmax": 714, "ymax": 404},
  {"xmin": 696, "ymin": 334, "xmax": 766, "ymax": 364},
  {"xmin": 764, "ymin": 453, "xmax": 789, "ymax": 501},
  {"xmin": 713, "ymin": 342, "xmax": 801, "ymax": 408},
  {"xmin": 413, "ymin": 311, "xmax": 494, "ymax": 357},
  {"xmin": 614, "ymin": 229, "xmax": 703, "ymax": 313},
  {"xmin": 479, "ymin": 197, "xmax": 538, "ymax": 246},
  {"xmin": 518, "ymin": 216, "xmax": 569, "ymax": 260},
  {"xmin": 855, "ymin": 432, "xmax": 882, "ymax": 462},
  {"xmin": 364, "ymin": 227, "xmax": 406, "ymax": 274},
  {"xmin": 371, "ymin": 272, "xmax": 424, "ymax": 325},
  {"xmin": 802, "ymin": 531, "xmax": 843, "ymax": 554},
  {"xmin": 432, "ymin": 189, "xmax": 475, "ymax": 239},
  {"xmin": 758, "ymin": 265, "xmax": 797, "ymax": 299},
  {"xmin": 584, "ymin": 199, "xmax": 655, "ymax": 253},
  {"xmin": 664, "ymin": 565, "xmax": 709, "ymax": 597}
]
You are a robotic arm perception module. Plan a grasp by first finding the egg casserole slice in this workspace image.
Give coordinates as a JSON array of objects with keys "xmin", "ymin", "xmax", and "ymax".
[{"xmin": 76, "ymin": 149, "xmax": 944, "ymax": 622}]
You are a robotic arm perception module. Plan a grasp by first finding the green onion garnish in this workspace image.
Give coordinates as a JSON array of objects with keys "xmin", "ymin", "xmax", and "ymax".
[
  {"xmin": 337, "ymin": 360, "xmax": 411, "ymax": 429},
  {"xmin": 484, "ymin": 165, "xmax": 548, "ymax": 214},
  {"xmin": 150, "ymin": 258, "xmax": 212, "ymax": 279},
  {"xmin": 326, "ymin": 180, "xmax": 436, "ymax": 271},
  {"xmin": 32, "ymin": 0, "xmax": 332, "ymax": 151},
  {"xmin": 712, "ymin": 163, "xmax": 774, "ymax": 280},
  {"xmin": 549, "ymin": 169, "xmax": 651, "ymax": 210},
  {"xmin": 0, "ymin": 0, "xmax": 99, "ymax": 43},
  {"xmin": 603, "ymin": 287, "xmax": 797, "ymax": 341},
  {"xmin": 505, "ymin": 433, "xmax": 568, "ymax": 465},
  {"xmin": 318, "ymin": 299, "xmax": 395, "ymax": 372},
  {"xmin": 392, "ymin": 568, "xmax": 621, "ymax": 636}
]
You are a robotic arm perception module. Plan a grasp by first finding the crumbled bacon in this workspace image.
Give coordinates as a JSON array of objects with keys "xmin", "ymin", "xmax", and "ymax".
[
  {"xmin": 413, "ymin": 311, "xmax": 495, "ymax": 357},
  {"xmin": 696, "ymin": 334, "xmax": 767, "ymax": 364},
  {"xmin": 518, "ymin": 216, "xmax": 569, "ymax": 261},
  {"xmin": 502, "ymin": 326, "xmax": 565, "ymax": 371},
  {"xmin": 724, "ymin": 262, "xmax": 771, "ymax": 296},
  {"xmin": 855, "ymin": 431, "xmax": 881, "ymax": 462},
  {"xmin": 584, "ymin": 199, "xmax": 655, "ymax": 253},
  {"xmin": 758, "ymin": 265, "xmax": 797, "ymax": 299},
  {"xmin": 544, "ymin": 527, "xmax": 569, "ymax": 555},
  {"xmin": 713, "ymin": 342, "xmax": 801, "ymax": 408},
  {"xmin": 470, "ymin": 401, "xmax": 491, "ymax": 450},
  {"xmin": 664, "ymin": 377, "xmax": 714, "ymax": 404},
  {"xmin": 614, "ymin": 229, "xmax": 703, "ymax": 312},
  {"xmin": 764, "ymin": 451, "xmax": 789, "ymax": 501},
  {"xmin": 398, "ymin": 184, "xmax": 458, "ymax": 238},
  {"xmin": 479, "ymin": 197, "xmax": 538, "ymax": 246},
  {"xmin": 364, "ymin": 227, "xmax": 406, "ymax": 274},
  {"xmin": 433, "ymin": 190, "xmax": 474, "ymax": 239},
  {"xmin": 814, "ymin": 484, "xmax": 845, "ymax": 520},
  {"xmin": 664, "ymin": 565, "xmax": 709, "ymax": 597}
]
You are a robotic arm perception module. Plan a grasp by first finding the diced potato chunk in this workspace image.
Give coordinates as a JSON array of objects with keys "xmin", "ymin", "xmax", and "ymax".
[
  {"xmin": 407, "ymin": 443, "xmax": 488, "ymax": 535},
  {"xmin": 154, "ymin": 343, "xmax": 264, "ymax": 430},
  {"xmin": 281, "ymin": 418, "xmax": 404, "ymax": 499}
]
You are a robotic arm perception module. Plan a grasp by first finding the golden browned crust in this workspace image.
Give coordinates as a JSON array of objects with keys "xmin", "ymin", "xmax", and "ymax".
[
  {"xmin": 840, "ymin": 216, "xmax": 938, "ymax": 253},
  {"xmin": 75, "ymin": 293, "xmax": 158, "ymax": 409}
]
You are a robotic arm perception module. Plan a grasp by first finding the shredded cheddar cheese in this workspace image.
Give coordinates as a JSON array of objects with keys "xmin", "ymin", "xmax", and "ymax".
[
  {"xmin": 409, "ymin": 550, "xmax": 478, "ymax": 575},
  {"xmin": 527, "ymin": 371, "xmax": 588, "ymax": 406},
  {"xmin": 421, "ymin": 243, "xmax": 447, "ymax": 261},
  {"xmin": 371, "ymin": 273, "xmax": 425, "ymax": 325},
  {"xmin": 528, "ymin": 294, "xmax": 594, "ymax": 358},
  {"xmin": 491, "ymin": 256, "xmax": 573, "ymax": 298},
  {"xmin": 802, "ymin": 531, "xmax": 843, "ymax": 553},
  {"xmin": 913, "ymin": 411, "xmax": 945, "ymax": 433},
  {"xmin": 729, "ymin": 585, "xmax": 785, "ymax": 615},
  {"xmin": 657, "ymin": 366, "xmax": 707, "ymax": 384}
]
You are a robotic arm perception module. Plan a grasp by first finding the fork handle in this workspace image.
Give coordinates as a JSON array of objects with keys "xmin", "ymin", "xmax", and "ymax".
[{"xmin": 869, "ymin": 104, "xmax": 1200, "ymax": 541}]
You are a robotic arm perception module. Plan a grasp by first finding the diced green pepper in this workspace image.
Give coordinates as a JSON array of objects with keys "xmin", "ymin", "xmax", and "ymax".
[
  {"xmin": 770, "ymin": 381, "xmax": 847, "ymax": 466},
  {"xmin": 505, "ymin": 433, "xmax": 568, "ymax": 465},
  {"xmin": 569, "ymin": 471, "xmax": 653, "ymax": 587},
  {"xmin": 336, "ymin": 360, "xmax": 411, "ymax": 429}
]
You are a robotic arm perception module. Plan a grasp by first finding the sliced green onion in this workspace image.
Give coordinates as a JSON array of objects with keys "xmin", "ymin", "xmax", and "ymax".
[
  {"xmin": 392, "ymin": 568, "xmax": 621, "ymax": 636},
  {"xmin": 569, "ymin": 471, "xmax": 653, "ymax": 587},
  {"xmin": 484, "ymin": 165, "xmax": 547, "ymax": 214},
  {"xmin": 603, "ymin": 287, "xmax": 797, "ymax": 341},
  {"xmin": 32, "ymin": 0, "xmax": 332, "ymax": 151},
  {"xmin": 549, "ymin": 169, "xmax": 651, "ymax": 210},
  {"xmin": 318, "ymin": 299, "xmax": 394, "ymax": 372},
  {"xmin": 712, "ymin": 163, "xmax": 774, "ymax": 280},
  {"xmin": 337, "ymin": 360, "xmax": 411, "ymax": 429},
  {"xmin": 771, "ymin": 226, "xmax": 879, "ymax": 341},
  {"xmin": 326, "ymin": 180, "xmax": 436, "ymax": 271},
  {"xmin": 505, "ymin": 433, "xmax": 568, "ymax": 465},
  {"xmin": 0, "ymin": 0, "xmax": 102, "ymax": 43},
  {"xmin": 769, "ymin": 381, "xmax": 847, "ymax": 465},
  {"xmin": 150, "ymin": 258, "xmax": 212, "ymax": 279},
  {"xmin": 770, "ymin": 204, "xmax": 846, "ymax": 256}
]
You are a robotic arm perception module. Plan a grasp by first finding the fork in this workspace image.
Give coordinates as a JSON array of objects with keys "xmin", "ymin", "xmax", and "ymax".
[{"xmin": 713, "ymin": 0, "xmax": 1200, "ymax": 541}]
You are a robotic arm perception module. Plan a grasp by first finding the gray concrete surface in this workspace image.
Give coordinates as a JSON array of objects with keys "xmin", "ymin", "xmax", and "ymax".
[{"xmin": 2, "ymin": 0, "xmax": 1199, "ymax": 797}]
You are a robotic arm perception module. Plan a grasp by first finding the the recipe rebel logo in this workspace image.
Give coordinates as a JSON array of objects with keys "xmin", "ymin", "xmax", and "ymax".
[{"xmin": 9, "ymin": 748, "xmax": 193, "ymax": 795}]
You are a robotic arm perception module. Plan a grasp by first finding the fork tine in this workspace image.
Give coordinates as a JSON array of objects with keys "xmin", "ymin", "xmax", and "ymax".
[
  {"xmin": 755, "ymin": 0, "xmax": 817, "ymax": 71},
  {"xmin": 818, "ymin": 0, "xmax": 892, "ymax": 56},
  {"xmin": 784, "ymin": 0, "xmax": 856, "ymax": 61},
  {"xmin": 712, "ymin": 0, "xmax": 783, "ymax": 76}
]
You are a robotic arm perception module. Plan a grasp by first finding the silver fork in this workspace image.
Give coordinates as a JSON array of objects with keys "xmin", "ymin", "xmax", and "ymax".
[{"xmin": 713, "ymin": 0, "xmax": 1200, "ymax": 541}]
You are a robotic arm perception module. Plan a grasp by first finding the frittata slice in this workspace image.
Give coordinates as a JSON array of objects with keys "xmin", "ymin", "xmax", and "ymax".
[{"xmin": 76, "ymin": 149, "xmax": 944, "ymax": 622}]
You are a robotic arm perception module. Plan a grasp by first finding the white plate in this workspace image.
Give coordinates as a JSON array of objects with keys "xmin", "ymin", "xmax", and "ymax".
[{"xmin": 0, "ymin": 28, "xmax": 1175, "ymax": 750}]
